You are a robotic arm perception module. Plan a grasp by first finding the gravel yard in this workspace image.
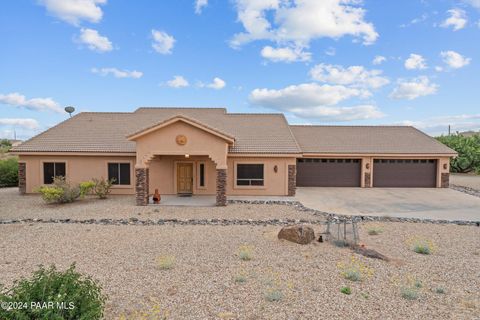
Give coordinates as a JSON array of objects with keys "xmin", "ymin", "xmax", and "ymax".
[
  {"xmin": 1, "ymin": 221, "xmax": 479, "ymax": 319},
  {"xmin": 0, "ymin": 188, "xmax": 315, "ymax": 222}
]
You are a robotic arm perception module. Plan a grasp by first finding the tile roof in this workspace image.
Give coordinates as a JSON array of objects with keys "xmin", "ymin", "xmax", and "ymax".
[
  {"xmin": 11, "ymin": 108, "xmax": 456, "ymax": 155},
  {"xmin": 290, "ymin": 125, "xmax": 457, "ymax": 155},
  {"xmin": 12, "ymin": 108, "xmax": 301, "ymax": 154}
]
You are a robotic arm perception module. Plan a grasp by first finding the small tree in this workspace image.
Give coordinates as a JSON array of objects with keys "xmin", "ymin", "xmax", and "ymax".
[
  {"xmin": 92, "ymin": 178, "xmax": 114, "ymax": 199},
  {"xmin": 0, "ymin": 157, "xmax": 18, "ymax": 187}
]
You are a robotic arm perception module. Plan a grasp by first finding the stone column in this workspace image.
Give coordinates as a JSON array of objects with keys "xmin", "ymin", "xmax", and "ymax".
[
  {"xmin": 216, "ymin": 169, "xmax": 227, "ymax": 206},
  {"xmin": 135, "ymin": 167, "xmax": 149, "ymax": 206},
  {"xmin": 18, "ymin": 162, "xmax": 26, "ymax": 195},
  {"xmin": 364, "ymin": 172, "xmax": 371, "ymax": 188},
  {"xmin": 441, "ymin": 173, "xmax": 449, "ymax": 188},
  {"xmin": 287, "ymin": 165, "xmax": 296, "ymax": 196}
]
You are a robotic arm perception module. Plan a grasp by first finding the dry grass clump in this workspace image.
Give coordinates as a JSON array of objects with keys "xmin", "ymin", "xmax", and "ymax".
[
  {"xmin": 156, "ymin": 255, "xmax": 175, "ymax": 270},
  {"xmin": 367, "ymin": 225, "xmax": 384, "ymax": 235},
  {"xmin": 406, "ymin": 237, "xmax": 436, "ymax": 255},
  {"xmin": 238, "ymin": 245, "xmax": 254, "ymax": 261}
]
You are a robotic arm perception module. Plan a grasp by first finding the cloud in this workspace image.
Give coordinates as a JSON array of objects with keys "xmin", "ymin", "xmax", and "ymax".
[
  {"xmin": 198, "ymin": 77, "xmax": 226, "ymax": 90},
  {"xmin": 166, "ymin": 76, "xmax": 189, "ymax": 88},
  {"xmin": 464, "ymin": 0, "xmax": 480, "ymax": 9},
  {"xmin": 230, "ymin": 0, "xmax": 378, "ymax": 52},
  {"xmin": 441, "ymin": 8, "xmax": 467, "ymax": 31},
  {"xmin": 91, "ymin": 67, "xmax": 143, "ymax": 78},
  {"xmin": 260, "ymin": 46, "xmax": 311, "ymax": 62},
  {"xmin": 0, "ymin": 118, "xmax": 40, "ymax": 129},
  {"xmin": 389, "ymin": 76, "xmax": 438, "ymax": 100},
  {"xmin": 372, "ymin": 55, "xmax": 386, "ymax": 65},
  {"xmin": 0, "ymin": 92, "xmax": 63, "ymax": 113},
  {"xmin": 250, "ymin": 83, "xmax": 369, "ymax": 109},
  {"xmin": 288, "ymin": 105, "xmax": 384, "ymax": 121},
  {"xmin": 400, "ymin": 114, "xmax": 480, "ymax": 136},
  {"xmin": 151, "ymin": 29, "xmax": 175, "ymax": 54},
  {"xmin": 404, "ymin": 54, "xmax": 427, "ymax": 70},
  {"xmin": 78, "ymin": 28, "xmax": 112, "ymax": 52},
  {"xmin": 309, "ymin": 64, "xmax": 389, "ymax": 89},
  {"xmin": 39, "ymin": 0, "xmax": 106, "ymax": 25},
  {"xmin": 440, "ymin": 50, "xmax": 471, "ymax": 69},
  {"xmin": 399, "ymin": 13, "xmax": 428, "ymax": 28},
  {"xmin": 195, "ymin": 0, "xmax": 208, "ymax": 14}
]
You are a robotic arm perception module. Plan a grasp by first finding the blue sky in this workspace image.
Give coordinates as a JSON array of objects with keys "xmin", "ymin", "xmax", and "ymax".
[{"xmin": 1, "ymin": 0, "xmax": 479, "ymax": 140}]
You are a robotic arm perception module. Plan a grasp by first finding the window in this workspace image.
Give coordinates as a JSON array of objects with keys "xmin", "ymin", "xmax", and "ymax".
[
  {"xmin": 43, "ymin": 162, "xmax": 66, "ymax": 184},
  {"xmin": 236, "ymin": 164, "xmax": 264, "ymax": 186},
  {"xmin": 108, "ymin": 163, "xmax": 131, "ymax": 185},
  {"xmin": 199, "ymin": 163, "xmax": 205, "ymax": 187}
]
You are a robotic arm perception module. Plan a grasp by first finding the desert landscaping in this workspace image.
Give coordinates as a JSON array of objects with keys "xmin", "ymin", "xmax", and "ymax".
[{"xmin": 1, "ymin": 188, "xmax": 479, "ymax": 319}]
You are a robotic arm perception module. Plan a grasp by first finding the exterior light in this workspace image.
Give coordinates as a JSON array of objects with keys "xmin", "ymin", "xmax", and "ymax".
[
  {"xmin": 274, "ymin": 165, "xmax": 278, "ymax": 173},
  {"xmin": 185, "ymin": 154, "xmax": 190, "ymax": 158},
  {"xmin": 366, "ymin": 163, "xmax": 370, "ymax": 170}
]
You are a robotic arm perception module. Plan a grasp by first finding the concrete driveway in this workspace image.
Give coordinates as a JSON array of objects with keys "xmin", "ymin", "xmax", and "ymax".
[{"xmin": 295, "ymin": 187, "xmax": 480, "ymax": 221}]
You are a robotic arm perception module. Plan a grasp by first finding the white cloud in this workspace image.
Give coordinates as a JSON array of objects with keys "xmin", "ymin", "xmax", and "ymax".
[
  {"xmin": 78, "ymin": 28, "xmax": 112, "ymax": 52},
  {"xmin": 0, "ymin": 118, "xmax": 39, "ymax": 129},
  {"xmin": 372, "ymin": 55, "xmax": 386, "ymax": 65},
  {"xmin": 151, "ymin": 29, "xmax": 175, "ymax": 54},
  {"xmin": 260, "ymin": 46, "xmax": 311, "ymax": 62},
  {"xmin": 404, "ymin": 54, "xmax": 427, "ymax": 70},
  {"xmin": 39, "ymin": 0, "xmax": 106, "ymax": 25},
  {"xmin": 195, "ymin": 0, "xmax": 208, "ymax": 14},
  {"xmin": 91, "ymin": 67, "xmax": 143, "ymax": 78},
  {"xmin": 166, "ymin": 76, "xmax": 189, "ymax": 88},
  {"xmin": 198, "ymin": 77, "xmax": 226, "ymax": 90},
  {"xmin": 0, "ymin": 92, "xmax": 63, "ymax": 113},
  {"xmin": 288, "ymin": 105, "xmax": 384, "ymax": 121},
  {"xmin": 399, "ymin": 114, "xmax": 480, "ymax": 136},
  {"xmin": 440, "ymin": 50, "xmax": 471, "ymax": 69},
  {"xmin": 309, "ymin": 64, "xmax": 389, "ymax": 89},
  {"xmin": 324, "ymin": 47, "xmax": 336, "ymax": 56},
  {"xmin": 231, "ymin": 0, "xmax": 378, "ymax": 53},
  {"xmin": 389, "ymin": 76, "xmax": 438, "ymax": 100},
  {"xmin": 465, "ymin": 0, "xmax": 480, "ymax": 9},
  {"xmin": 250, "ymin": 83, "xmax": 369, "ymax": 109},
  {"xmin": 441, "ymin": 8, "xmax": 467, "ymax": 31}
]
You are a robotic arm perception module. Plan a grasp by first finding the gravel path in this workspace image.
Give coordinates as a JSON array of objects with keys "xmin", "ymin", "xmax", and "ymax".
[
  {"xmin": 1, "ymin": 222, "xmax": 478, "ymax": 319},
  {"xmin": 0, "ymin": 188, "xmax": 317, "ymax": 222}
]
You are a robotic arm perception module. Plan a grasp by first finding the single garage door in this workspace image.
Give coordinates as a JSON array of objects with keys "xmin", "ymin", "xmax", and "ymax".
[
  {"xmin": 373, "ymin": 159, "xmax": 437, "ymax": 187},
  {"xmin": 297, "ymin": 158, "xmax": 361, "ymax": 187}
]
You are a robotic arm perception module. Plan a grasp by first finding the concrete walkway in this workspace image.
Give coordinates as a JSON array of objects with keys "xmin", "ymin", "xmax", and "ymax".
[{"xmin": 295, "ymin": 187, "xmax": 480, "ymax": 222}]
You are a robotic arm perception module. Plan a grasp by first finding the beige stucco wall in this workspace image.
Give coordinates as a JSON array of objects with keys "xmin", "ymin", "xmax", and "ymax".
[
  {"xmin": 133, "ymin": 121, "xmax": 229, "ymax": 169},
  {"xmin": 226, "ymin": 157, "xmax": 296, "ymax": 196},
  {"xmin": 18, "ymin": 155, "xmax": 136, "ymax": 194}
]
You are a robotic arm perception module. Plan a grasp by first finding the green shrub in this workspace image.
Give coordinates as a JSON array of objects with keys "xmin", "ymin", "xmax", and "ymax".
[
  {"xmin": 436, "ymin": 134, "xmax": 480, "ymax": 173},
  {"xmin": 367, "ymin": 226, "xmax": 383, "ymax": 235},
  {"xmin": 238, "ymin": 245, "xmax": 253, "ymax": 261},
  {"xmin": 234, "ymin": 275, "xmax": 247, "ymax": 284},
  {"xmin": 414, "ymin": 244, "xmax": 431, "ymax": 255},
  {"xmin": 435, "ymin": 287, "xmax": 446, "ymax": 294},
  {"xmin": 340, "ymin": 286, "xmax": 351, "ymax": 295},
  {"xmin": 0, "ymin": 263, "xmax": 106, "ymax": 320},
  {"xmin": 156, "ymin": 255, "xmax": 175, "ymax": 270},
  {"xmin": 401, "ymin": 287, "xmax": 419, "ymax": 300},
  {"xmin": 264, "ymin": 288, "xmax": 283, "ymax": 302},
  {"xmin": 0, "ymin": 157, "xmax": 18, "ymax": 187},
  {"xmin": 37, "ymin": 177, "xmax": 80, "ymax": 204},
  {"xmin": 92, "ymin": 178, "xmax": 114, "ymax": 199},
  {"xmin": 79, "ymin": 181, "xmax": 95, "ymax": 197}
]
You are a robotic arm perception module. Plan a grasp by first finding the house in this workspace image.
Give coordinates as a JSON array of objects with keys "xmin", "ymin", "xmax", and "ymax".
[{"xmin": 10, "ymin": 107, "xmax": 457, "ymax": 206}]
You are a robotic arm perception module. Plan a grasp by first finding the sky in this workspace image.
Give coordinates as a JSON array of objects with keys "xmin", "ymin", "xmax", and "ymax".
[{"xmin": 1, "ymin": 0, "xmax": 479, "ymax": 140}]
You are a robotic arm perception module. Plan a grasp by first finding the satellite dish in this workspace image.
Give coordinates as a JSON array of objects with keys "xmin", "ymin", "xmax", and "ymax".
[{"xmin": 64, "ymin": 106, "xmax": 75, "ymax": 117}]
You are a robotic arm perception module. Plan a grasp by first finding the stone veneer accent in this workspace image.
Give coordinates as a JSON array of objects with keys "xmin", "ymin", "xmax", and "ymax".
[
  {"xmin": 135, "ymin": 168, "xmax": 149, "ymax": 206},
  {"xmin": 216, "ymin": 169, "xmax": 227, "ymax": 206},
  {"xmin": 18, "ymin": 162, "xmax": 26, "ymax": 194},
  {"xmin": 288, "ymin": 165, "xmax": 296, "ymax": 196},
  {"xmin": 364, "ymin": 172, "xmax": 371, "ymax": 188},
  {"xmin": 441, "ymin": 172, "xmax": 450, "ymax": 188}
]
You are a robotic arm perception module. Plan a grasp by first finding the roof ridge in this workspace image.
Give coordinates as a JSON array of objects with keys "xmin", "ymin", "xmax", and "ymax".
[{"xmin": 290, "ymin": 125, "xmax": 416, "ymax": 128}]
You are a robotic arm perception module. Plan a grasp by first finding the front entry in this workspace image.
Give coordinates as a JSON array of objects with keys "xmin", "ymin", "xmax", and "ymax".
[{"xmin": 177, "ymin": 163, "xmax": 193, "ymax": 194}]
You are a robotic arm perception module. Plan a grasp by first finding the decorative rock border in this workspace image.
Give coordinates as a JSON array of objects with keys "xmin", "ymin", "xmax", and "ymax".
[{"xmin": 450, "ymin": 184, "xmax": 480, "ymax": 199}]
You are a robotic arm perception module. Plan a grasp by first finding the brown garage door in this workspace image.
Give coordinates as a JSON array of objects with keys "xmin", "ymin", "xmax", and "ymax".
[
  {"xmin": 373, "ymin": 159, "xmax": 437, "ymax": 187},
  {"xmin": 297, "ymin": 158, "xmax": 361, "ymax": 187}
]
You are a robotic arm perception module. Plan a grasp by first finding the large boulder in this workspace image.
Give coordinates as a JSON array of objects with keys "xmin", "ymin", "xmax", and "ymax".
[{"xmin": 278, "ymin": 225, "xmax": 315, "ymax": 245}]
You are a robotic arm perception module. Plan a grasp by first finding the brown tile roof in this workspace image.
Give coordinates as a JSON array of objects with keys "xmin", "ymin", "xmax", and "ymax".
[
  {"xmin": 290, "ymin": 125, "xmax": 457, "ymax": 155},
  {"xmin": 12, "ymin": 108, "xmax": 301, "ymax": 154}
]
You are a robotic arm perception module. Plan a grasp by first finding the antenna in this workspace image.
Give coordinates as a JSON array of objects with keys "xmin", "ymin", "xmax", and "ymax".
[{"xmin": 64, "ymin": 106, "xmax": 75, "ymax": 118}]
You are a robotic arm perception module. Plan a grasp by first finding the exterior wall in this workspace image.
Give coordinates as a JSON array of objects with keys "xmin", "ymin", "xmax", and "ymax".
[
  {"xmin": 134, "ymin": 121, "xmax": 229, "ymax": 169},
  {"xmin": 148, "ymin": 155, "xmax": 216, "ymax": 195},
  {"xmin": 226, "ymin": 157, "xmax": 296, "ymax": 196},
  {"xmin": 18, "ymin": 155, "xmax": 136, "ymax": 194}
]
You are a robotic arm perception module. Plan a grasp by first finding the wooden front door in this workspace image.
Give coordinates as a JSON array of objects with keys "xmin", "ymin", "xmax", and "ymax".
[{"xmin": 177, "ymin": 163, "xmax": 193, "ymax": 194}]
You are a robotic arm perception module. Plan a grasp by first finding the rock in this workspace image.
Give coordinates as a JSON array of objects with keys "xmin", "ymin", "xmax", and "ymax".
[
  {"xmin": 354, "ymin": 246, "xmax": 389, "ymax": 261},
  {"xmin": 278, "ymin": 225, "xmax": 315, "ymax": 245}
]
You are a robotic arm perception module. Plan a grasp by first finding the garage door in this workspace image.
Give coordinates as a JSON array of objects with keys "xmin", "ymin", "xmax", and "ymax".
[
  {"xmin": 296, "ymin": 158, "xmax": 361, "ymax": 187},
  {"xmin": 373, "ymin": 159, "xmax": 437, "ymax": 187}
]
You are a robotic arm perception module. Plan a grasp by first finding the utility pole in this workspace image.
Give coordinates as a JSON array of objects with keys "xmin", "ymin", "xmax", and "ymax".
[{"xmin": 448, "ymin": 125, "xmax": 451, "ymax": 136}]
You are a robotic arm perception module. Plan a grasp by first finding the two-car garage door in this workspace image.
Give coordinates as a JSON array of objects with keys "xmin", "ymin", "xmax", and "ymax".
[{"xmin": 296, "ymin": 158, "xmax": 437, "ymax": 187}]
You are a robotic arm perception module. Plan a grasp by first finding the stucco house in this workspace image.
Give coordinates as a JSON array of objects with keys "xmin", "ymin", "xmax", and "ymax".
[{"xmin": 11, "ymin": 107, "xmax": 456, "ymax": 206}]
